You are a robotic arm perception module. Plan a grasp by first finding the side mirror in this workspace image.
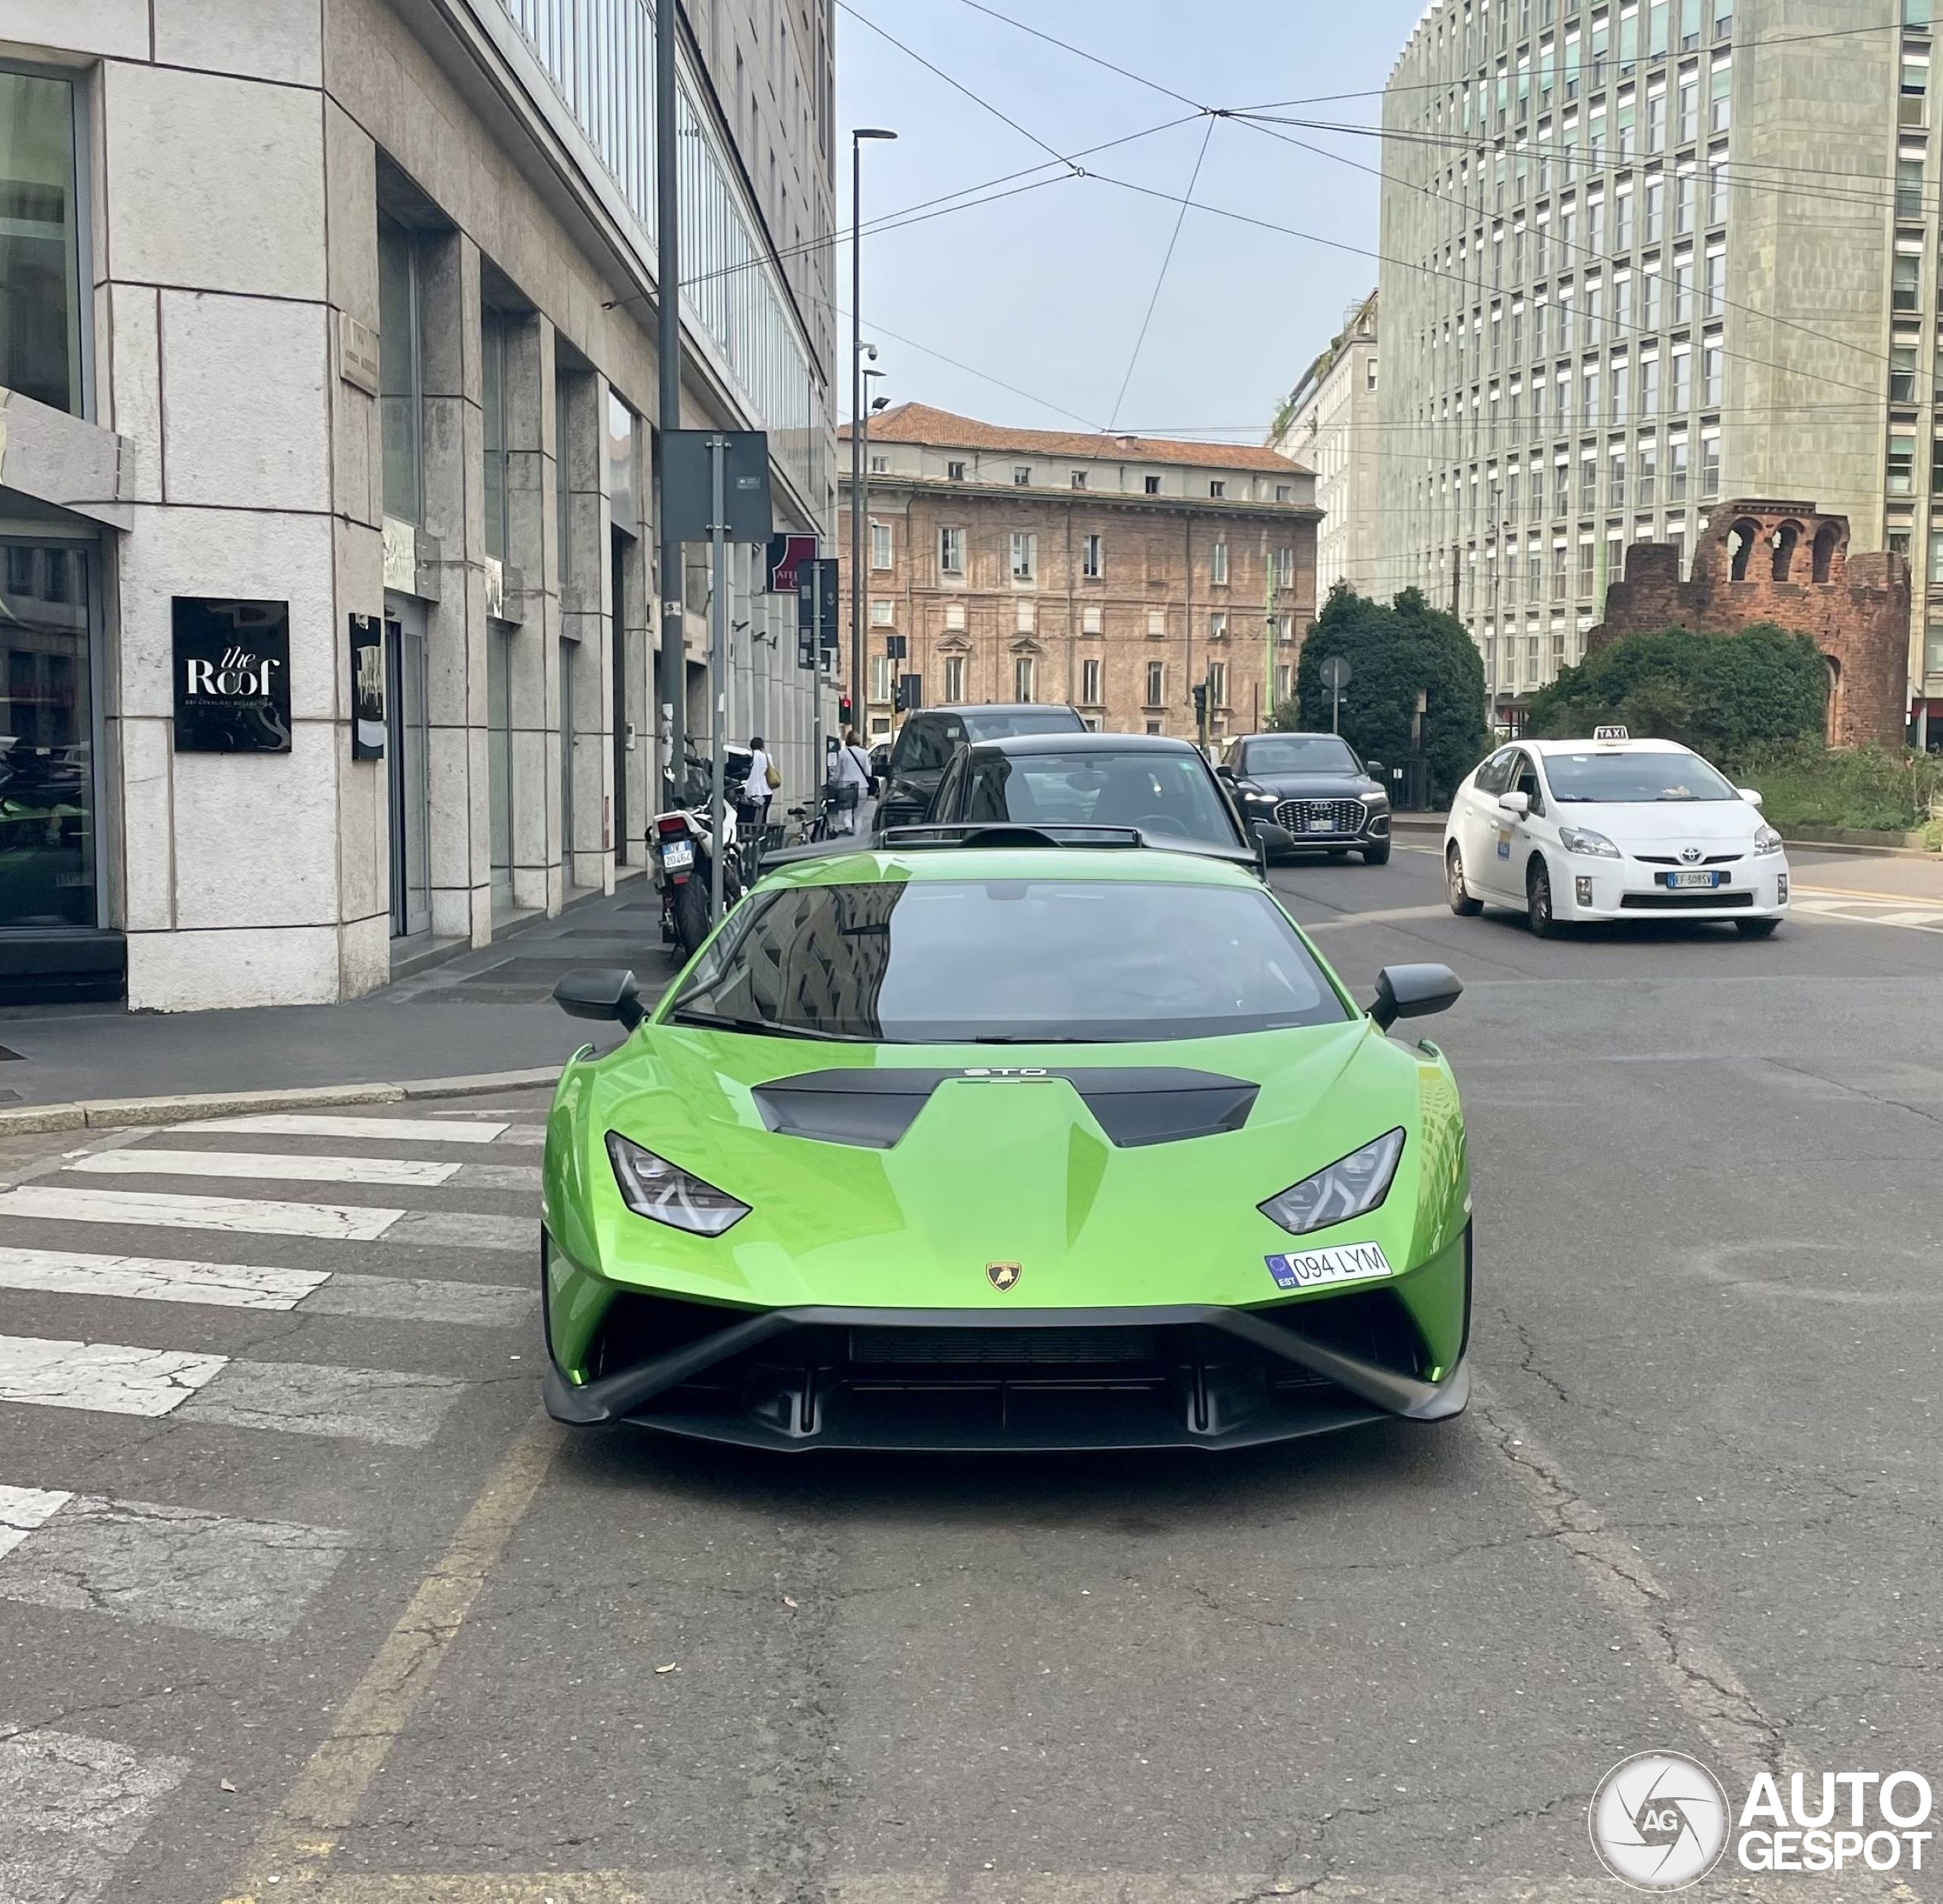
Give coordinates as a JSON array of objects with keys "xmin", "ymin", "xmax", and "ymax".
[
  {"xmin": 1249, "ymin": 818, "xmax": 1296, "ymax": 847},
  {"xmin": 1365, "ymin": 759, "xmax": 1386, "ymax": 778},
  {"xmin": 1497, "ymin": 790, "xmax": 1532, "ymax": 820},
  {"xmin": 1739, "ymin": 787, "xmax": 1764, "ymax": 808},
  {"xmin": 553, "ymin": 968, "xmax": 646, "ymax": 1029},
  {"xmin": 1215, "ymin": 762, "xmax": 1236, "ymax": 782},
  {"xmin": 1369, "ymin": 963, "xmax": 1464, "ymax": 1031}
]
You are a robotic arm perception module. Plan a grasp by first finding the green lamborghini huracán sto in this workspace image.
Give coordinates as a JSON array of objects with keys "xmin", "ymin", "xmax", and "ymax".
[{"xmin": 541, "ymin": 834, "xmax": 1471, "ymax": 1452}]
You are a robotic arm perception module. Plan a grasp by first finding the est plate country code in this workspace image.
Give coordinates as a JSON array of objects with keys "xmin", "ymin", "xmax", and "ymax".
[{"xmin": 1265, "ymin": 1241, "xmax": 1394, "ymax": 1291}]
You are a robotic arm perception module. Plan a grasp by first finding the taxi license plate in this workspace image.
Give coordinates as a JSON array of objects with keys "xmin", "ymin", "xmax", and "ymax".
[
  {"xmin": 1662, "ymin": 868, "xmax": 1721, "ymax": 890},
  {"xmin": 662, "ymin": 840, "xmax": 694, "ymax": 871}
]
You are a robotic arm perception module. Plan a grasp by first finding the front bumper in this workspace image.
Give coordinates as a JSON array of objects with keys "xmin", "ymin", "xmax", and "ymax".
[
  {"xmin": 1552, "ymin": 854, "xmax": 1790, "ymax": 922},
  {"xmin": 543, "ymin": 1227, "xmax": 1472, "ymax": 1452},
  {"xmin": 1249, "ymin": 802, "xmax": 1391, "ymax": 853}
]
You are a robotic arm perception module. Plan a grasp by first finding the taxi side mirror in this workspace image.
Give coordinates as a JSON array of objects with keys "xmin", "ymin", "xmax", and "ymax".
[
  {"xmin": 1369, "ymin": 963, "xmax": 1463, "ymax": 1031},
  {"xmin": 1497, "ymin": 790, "xmax": 1532, "ymax": 820},
  {"xmin": 1738, "ymin": 787, "xmax": 1764, "ymax": 808}
]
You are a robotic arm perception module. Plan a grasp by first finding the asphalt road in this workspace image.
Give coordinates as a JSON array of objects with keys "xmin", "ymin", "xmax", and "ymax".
[{"xmin": 5, "ymin": 846, "xmax": 1943, "ymax": 1903}]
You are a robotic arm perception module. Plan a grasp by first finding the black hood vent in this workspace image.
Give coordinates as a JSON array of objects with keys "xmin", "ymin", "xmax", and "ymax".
[{"xmin": 752, "ymin": 1068, "xmax": 1258, "ymax": 1150}]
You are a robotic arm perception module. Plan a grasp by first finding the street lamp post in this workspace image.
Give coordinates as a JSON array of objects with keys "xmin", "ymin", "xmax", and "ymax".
[{"xmin": 849, "ymin": 128, "xmax": 897, "ymax": 742}]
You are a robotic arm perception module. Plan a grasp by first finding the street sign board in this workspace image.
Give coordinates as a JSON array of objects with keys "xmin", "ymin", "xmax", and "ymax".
[
  {"xmin": 172, "ymin": 597, "xmax": 291, "ymax": 753},
  {"xmin": 885, "ymin": 634, "xmax": 909, "ymax": 661},
  {"xmin": 798, "ymin": 559, "xmax": 839, "ymax": 647},
  {"xmin": 661, "ymin": 430, "xmax": 772, "ymax": 543},
  {"xmin": 1319, "ymin": 655, "xmax": 1353, "ymax": 690},
  {"xmin": 766, "ymin": 532, "xmax": 818, "ymax": 595}
]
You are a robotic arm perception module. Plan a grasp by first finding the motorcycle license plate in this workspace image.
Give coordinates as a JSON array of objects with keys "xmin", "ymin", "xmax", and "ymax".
[{"xmin": 662, "ymin": 840, "xmax": 694, "ymax": 872}]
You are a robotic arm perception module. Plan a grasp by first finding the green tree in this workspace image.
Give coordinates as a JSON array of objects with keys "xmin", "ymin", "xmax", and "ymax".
[
  {"xmin": 1524, "ymin": 623, "xmax": 1827, "ymax": 760},
  {"xmin": 1278, "ymin": 583, "xmax": 1488, "ymax": 804}
]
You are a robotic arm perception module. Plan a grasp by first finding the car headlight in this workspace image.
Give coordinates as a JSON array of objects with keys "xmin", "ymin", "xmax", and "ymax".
[
  {"xmin": 1557, "ymin": 825, "xmax": 1622, "ymax": 859},
  {"xmin": 605, "ymin": 1131, "xmax": 748, "ymax": 1234},
  {"xmin": 1751, "ymin": 823, "xmax": 1784, "ymax": 856},
  {"xmin": 1241, "ymin": 785, "xmax": 1279, "ymax": 805},
  {"xmin": 1259, "ymin": 1128, "xmax": 1405, "ymax": 1237}
]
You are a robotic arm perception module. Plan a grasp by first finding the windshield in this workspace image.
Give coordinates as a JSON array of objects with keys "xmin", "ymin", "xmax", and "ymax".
[
  {"xmin": 666, "ymin": 878, "xmax": 1345, "ymax": 1043},
  {"xmin": 1545, "ymin": 749, "xmax": 1740, "ymax": 803},
  {"xmin": 959, "ymin": 708, "xmax": 1085, "ymax": 742},
  {"xmin": 961, "ymin": 751, "xmax": 1239, "ymax": 844},
  {"xmin": 1241, "ymin": 736, "xmax": 1359, "ymax": 777}
]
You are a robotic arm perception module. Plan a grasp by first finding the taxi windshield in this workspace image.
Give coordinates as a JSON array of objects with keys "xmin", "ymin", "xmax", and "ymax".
[{"xmin": 1545, "ymin": 750, "xmax": 1739, "ymax": 802}]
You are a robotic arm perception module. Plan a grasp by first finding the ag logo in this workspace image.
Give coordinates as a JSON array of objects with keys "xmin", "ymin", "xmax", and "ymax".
[
  {"xmin": 985, "ymin": 1262, "xmax": 1022, "ymax": 1292},
  {"xmin": 1589, "ymin": 1751, "xmax": 1730, "ymax": 1890},
  {"xmin": 1680, "ymin": 846, "xmax": 1704, "ymax": 864}
]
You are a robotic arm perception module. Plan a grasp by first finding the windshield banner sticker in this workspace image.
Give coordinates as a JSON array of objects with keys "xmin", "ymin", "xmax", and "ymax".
[{"xmin": 1266, "ymin": 1242, "xmax": 1394, "ymax": 1290}]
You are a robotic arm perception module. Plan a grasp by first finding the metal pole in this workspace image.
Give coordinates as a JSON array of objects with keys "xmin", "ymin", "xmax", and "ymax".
[
  {"xmin": 1332, "ymin": 683, "xmax": 1340, "ymax": 734},
  {"xmin": 708, "ymin": 435, "xmax": 728, "ymax": 924},
  {"xmin": 655, "ymin": 0, "xmax": 685, "ymax": 805},
  {"xmin": 811, "ymin": 564, "xmax": 824, "ymax": 807},
  {"xmin": 849, "ymin": 137, "xmax": 864, "ymax": 743}
]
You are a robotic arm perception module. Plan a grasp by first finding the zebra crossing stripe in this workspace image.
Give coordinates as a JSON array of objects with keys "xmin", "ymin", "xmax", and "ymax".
[
  {"xmin": 0, "ymin": 1483, "xmax": 72, "ymax": 1562},
  {"xmin": 0, "ymin": 1728, "xmax": 190, "ymax": 1904},
  {"xmin": 0, "ymin": 1489, "xmax": 353, "ymax": 1641},
  {"xmin": 197, "ymin": 1114, "xmax": 507, "ymax": 1143},
  {"xmin": 0, "ymin": 1335, "xmax": 226, "ymax": 1416},
  {"xmin": 0, "ymin": 1186, "xmax": 402, "ymax": 1241},
  {"xmin": 0, "ymin": 1247, "xmax": 324, "ymax": 1310},
  {"xmin": 67, "ymin": 1150, "xmax": 461, "ymax": 1188}
]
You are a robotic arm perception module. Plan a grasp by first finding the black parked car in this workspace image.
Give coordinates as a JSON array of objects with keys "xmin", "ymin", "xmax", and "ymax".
[
  {"xmin": 915, "ymin": 732, "xmax": 1293, "ymax": 872},
  {"xmin": 875, "ymin": 703, "xmax": 1087, "ymax": 830},
  {"xmin": 1217, "ymin": 732, "xmax": 1393, "ymax": 865}
]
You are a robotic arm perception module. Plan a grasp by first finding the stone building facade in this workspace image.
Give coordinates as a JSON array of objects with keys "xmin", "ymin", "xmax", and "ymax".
[
  {"xmin": 1272, "ymin": 288, "xmax": 1380, "ymax": 599},
  {"xmin": 838, "ymin": 405, "xmax": 1318, "ymax": 743},
  {"xmin": 0, "ymin": 0, "xmax": 836, "ymax": 1009},
  {"xmin": 1588, "ymin": 501, "xmax": 1911, "ymax": 748}
]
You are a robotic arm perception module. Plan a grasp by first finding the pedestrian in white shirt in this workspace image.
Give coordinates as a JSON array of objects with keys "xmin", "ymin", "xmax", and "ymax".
[
  {"xmin": 743, "ymin": 734, "xmax": 775, "ymax": 829},
  {"xmin": 830, "ymin": 727, "xmax": 873, "ymax": 834}
]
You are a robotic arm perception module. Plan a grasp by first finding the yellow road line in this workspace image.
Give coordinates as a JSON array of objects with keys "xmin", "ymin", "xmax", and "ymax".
[
  {"xmin": 1793, "ymin": 883, "xmax": 1943, "ymax": 906},
  {"xmin": 219, "ymin": 1415, "xmax": 561, "ymax": 1902}
]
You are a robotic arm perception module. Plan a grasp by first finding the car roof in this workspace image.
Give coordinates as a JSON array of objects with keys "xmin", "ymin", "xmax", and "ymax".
[
  {"xmin": 928, "ymin": 703, "xmax": 1082, "ymax": 718},
  {"xmin": 1524, "ymin": 736, "xmax": 1690, "ymax": 755},
  {"xmin": 761, "ymin": 845, "xmax": 1261, "ymax": 891},
  {"xmin": 1233, "ymin": 730, "xmax": 1349, "ymax": 745},
  {"xmin": 961, "ymin": 731, "xmax": 1204, "ymax": 758}
]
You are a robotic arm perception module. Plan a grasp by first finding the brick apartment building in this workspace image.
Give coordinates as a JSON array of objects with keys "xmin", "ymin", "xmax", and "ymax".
[
  {"xmin": 837, "ymin": 405, "xmax": 1318, "ymax": 742},
  {"xmin": 1589, "ymin": 501, "xmax": 1911, "ymax": 749}
]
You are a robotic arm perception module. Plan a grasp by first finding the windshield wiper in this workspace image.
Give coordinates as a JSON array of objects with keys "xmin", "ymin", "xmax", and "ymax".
[{"xmin": 666, "ymin": 1009, "xmax": 866, "ymax": 1042}]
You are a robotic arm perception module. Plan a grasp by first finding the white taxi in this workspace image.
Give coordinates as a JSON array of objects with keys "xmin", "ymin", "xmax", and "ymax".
[{"xmin": 1442, "ymin": 727, "xmax": 1789, "ymax": 938}]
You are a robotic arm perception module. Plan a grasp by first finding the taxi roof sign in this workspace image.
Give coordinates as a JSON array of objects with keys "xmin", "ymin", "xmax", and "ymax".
[{"xmin": 1592, "ymin": 724, "xmax": 1630, "ymax": 742}]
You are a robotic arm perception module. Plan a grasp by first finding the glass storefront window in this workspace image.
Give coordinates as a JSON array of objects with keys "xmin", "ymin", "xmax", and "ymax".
[
  {"xmin": 1, "ymin": 541, "xmax": 94, "ymax": 928},
  {"xmin": 0, "ymin": 68, "xmax": 83, "ymax": 415}
]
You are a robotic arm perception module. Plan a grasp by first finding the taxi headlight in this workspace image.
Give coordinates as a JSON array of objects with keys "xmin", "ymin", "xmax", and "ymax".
[
  {"xmin": 1259, "ymin": 1128, "xmax": 1405, "ymax": 1237},
  {"xmin": 1557, "ymin": 825, "xmax": 1623, "ymax": 859},
  {"xmin": 606, "ymin": 1131, "xmax": 748, "ymax": 1234},
  {"xmin": 1752, "ymin": 823, "xmax": 1784, "ymax": 856}
]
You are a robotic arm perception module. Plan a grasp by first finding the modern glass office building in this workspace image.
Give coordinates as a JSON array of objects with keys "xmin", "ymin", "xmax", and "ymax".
[
  {"xmin": 1376, "ymin": 0, "xmax": 1930, "ymax": 729},
  {"xmin": 0, "ymin": 0, "xmax": 836, "ymax": 1007}
]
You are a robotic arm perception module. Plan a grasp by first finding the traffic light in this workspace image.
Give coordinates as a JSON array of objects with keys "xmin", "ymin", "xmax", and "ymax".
[
  {"xmin": 1191, "ymin": 682, "xmax": 1209, "ymax": 723},
  {"xmin": 838, "ymin": 693, "xmax": 853, "ymax": 728}
]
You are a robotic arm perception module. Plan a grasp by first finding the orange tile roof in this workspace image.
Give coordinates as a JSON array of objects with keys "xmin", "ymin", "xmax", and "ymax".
[{"xmin": 841, "ymin": 402, "xmax": 1312, "ymax": 476}]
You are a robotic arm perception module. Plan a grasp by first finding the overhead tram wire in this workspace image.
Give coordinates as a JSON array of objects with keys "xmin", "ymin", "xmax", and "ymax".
[
  {"xmin": 1230, "ymin": 14, "xmax": 1917, "ymax": 111},
  {"xmin": 1107, "ymin": 117, "xmax": 1219, "ymax": 433},
  {"xmin": 937, "ymin": 0, "xmax": 1909, "ymax": 391}
]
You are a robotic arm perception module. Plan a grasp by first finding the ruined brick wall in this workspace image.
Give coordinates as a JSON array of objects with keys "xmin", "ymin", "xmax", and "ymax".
[{"xmin": 1587, "ymin": 501, "xmax": 1910, "ymax": 748}]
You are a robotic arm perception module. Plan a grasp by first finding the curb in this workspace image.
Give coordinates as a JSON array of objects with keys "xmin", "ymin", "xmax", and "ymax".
[{"xmin": 0, "ymin": 1064, "xmax": 563, "ymax": 1140}]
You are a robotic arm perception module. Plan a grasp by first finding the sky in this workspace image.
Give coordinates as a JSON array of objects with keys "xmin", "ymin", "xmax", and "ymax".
[{"xmin": 833, "ymin": 0, "xmax": 1437, "ymax": 446}]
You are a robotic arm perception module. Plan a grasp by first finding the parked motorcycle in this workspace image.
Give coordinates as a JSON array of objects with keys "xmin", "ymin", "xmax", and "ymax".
[{"xmin": 652, "ymin": 750, "xmax": 751, "ymax": 960}]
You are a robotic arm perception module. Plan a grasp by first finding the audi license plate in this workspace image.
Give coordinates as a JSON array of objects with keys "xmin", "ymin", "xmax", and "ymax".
[
  {"xmin": 1306, "ymin": 817, "xmax": 1337, "ymax": 833},
  {"xmin": 1662, "ymin": 868, "xmax": 1721, "ymax": 890},
  {"xmin": 662, "ymin": 840, "xmax": 694, "ymax": 872}
]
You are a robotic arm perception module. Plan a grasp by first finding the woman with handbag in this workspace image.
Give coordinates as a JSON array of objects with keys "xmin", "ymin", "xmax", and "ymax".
[{"xmin": 829, "ymin": 727, "xmax": 874, "ymax": 835}]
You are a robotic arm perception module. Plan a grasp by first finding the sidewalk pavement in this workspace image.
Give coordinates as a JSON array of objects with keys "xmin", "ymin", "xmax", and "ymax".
[{"xmin": 0, "ymin": 881, "xmax": 678, "ymax": 1114}]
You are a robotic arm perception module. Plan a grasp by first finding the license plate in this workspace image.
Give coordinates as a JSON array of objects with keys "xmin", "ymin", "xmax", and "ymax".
[
  {"xmin": 662, "ymin": 840, "xmax": 694, "ymax": 871},
  {"xmin": 1662, "ymin": 868, "xmax": 1721, "ymax": 890},
  {"xmin": 1306, "ymin": 818, "xmax": 1337, "ymax": 833},
  {"xmin": 1264, "ymin": 1241, "xmax": 1393, "ymax": 1291}
]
